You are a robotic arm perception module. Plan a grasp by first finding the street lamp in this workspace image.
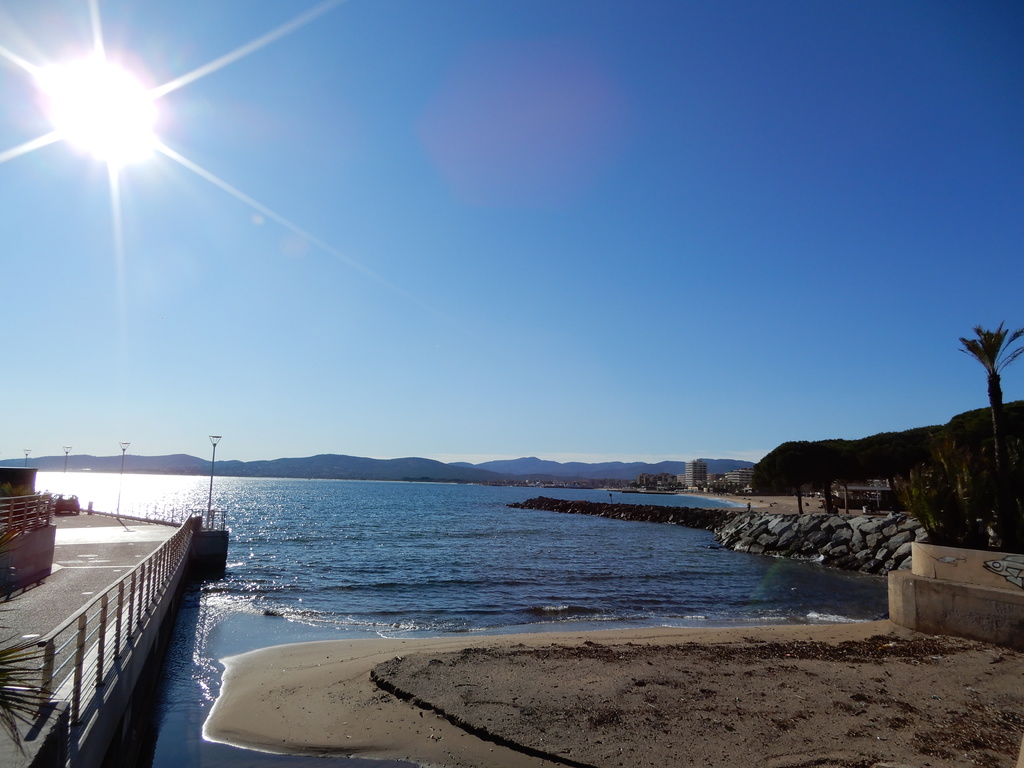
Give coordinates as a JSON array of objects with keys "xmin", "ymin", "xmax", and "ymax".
[
  {"xmin": 117, "ymin": 441, "xmax": 130, "ymax": 516},
  {"xmin": 23, "ymin": 449, "xmax": 30, "ymax": 467},
  {"xmin": 207, "ymin": 435, "xmax": 222, "ymax": 527},
  {"xmin": 63, "ymin": 446, "xmax": 72, "ymax": 473}
]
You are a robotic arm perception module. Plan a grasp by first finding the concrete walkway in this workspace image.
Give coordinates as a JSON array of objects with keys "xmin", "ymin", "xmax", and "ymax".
[{"xmin": 1, "ymin": 513, "xmax": 179, "ymax": 643}]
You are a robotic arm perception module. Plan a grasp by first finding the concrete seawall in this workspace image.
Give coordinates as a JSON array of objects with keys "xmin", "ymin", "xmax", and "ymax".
[{"xmin": 509, "ymin": 497, "xmax": 926, "ymax": 575}]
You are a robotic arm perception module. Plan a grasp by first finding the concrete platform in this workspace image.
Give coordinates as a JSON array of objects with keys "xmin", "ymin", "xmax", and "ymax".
[{"xmin": 1, "ymin": 514, "xmax": 178, "ymax": 643}]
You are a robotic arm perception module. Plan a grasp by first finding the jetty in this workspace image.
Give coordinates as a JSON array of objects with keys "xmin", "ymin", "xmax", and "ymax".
[
  {"xmin": 508, "ymin": 496, "xmax": 925, "ymax": 574},
  {"xmin": 1, "ymin": 473, "xmax": 228, "ymax": 768}
]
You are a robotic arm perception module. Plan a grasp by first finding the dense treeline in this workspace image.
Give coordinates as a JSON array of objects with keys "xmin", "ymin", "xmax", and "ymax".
[{"xmin": 752, "ymin": 401, "xmax": 1024, "ymax": 514}]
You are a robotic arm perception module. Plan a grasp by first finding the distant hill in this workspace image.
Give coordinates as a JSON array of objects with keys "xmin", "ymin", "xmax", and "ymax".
[
  {"xmin": 2, "ymin": 453, "xmax": 502, "ymax": 483},
  {"xmin": 3, "ymin": 452, "xmax": 753, "ymax": 483},
  {"xmin": 454, "ymin": 457, "xmax": 752, "ymax": 481},
  {"xmin": 214, "ymin": 454, "xmax": 501, "ymax": 483},
  {"xmin": 7, "ymin": 453, "xmax": 210, "ymax": 474}
]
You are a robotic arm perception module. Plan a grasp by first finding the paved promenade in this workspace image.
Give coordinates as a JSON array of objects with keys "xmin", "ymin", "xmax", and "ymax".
[{"xmin": 1, "ymin": 513, "xmax": 179, "ymax": 643}]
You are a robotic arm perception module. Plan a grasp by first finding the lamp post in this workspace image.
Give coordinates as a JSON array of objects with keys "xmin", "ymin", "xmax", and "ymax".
[
  {"xmin": 23, "ymin": 449, "xmax": 30, "ymax": 467},
  {"xmin": 117, "ymin": 442, "xmax": 130, "ymax": 516},
  {"xmin": 63, "ymin": 446, "xmax": 72, "ymax": 473},
  {"xmin": 207, "ymin": 435, "xmax": 222, "ymax": 528}
]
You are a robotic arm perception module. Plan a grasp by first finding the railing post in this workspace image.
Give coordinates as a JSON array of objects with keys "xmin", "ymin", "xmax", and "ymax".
[
  {"xmin": 128, "ymin": 572, "xmax": 136, "ymax": 641},
  {"xmin": 137, "ymin": 563, "xmax": 146, "ymax": 623},
  {"xmin": 115, "ymin": 581, "xmax": 124, "ymax": 658},
  {"xmin": 72, "ymin": 613, "xmax": 86, "ymax": 724},
  {"xmin": 40, "ymin": 639, "xmax": 55, "ymax": 697},
  {"xmin": 153, "ymin": 548, "xmax": 161, "ymax": 602},
  {"xmin": 97, "ymin": 595, "xmax": 108, "ymax": 687}
]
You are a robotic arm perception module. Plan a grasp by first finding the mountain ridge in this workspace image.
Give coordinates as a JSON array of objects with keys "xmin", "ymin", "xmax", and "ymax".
[{"xmin": 3, "ymin": 453, "xmax": 753, "ymax": 484}]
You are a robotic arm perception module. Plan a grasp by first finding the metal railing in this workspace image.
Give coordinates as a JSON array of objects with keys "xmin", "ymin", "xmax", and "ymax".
[
  {"xmin": 0, "ymin": 494, "xmax": 53, "ymax": 535},
  {"xmin": 33, "ymin": 518, "xmax": 196, "ymax": 732},
  {"xmin": 203, "ymin": 508, "xmax": 227, "ymax": 531},
  {"xmin": 83, "ymin": 505, "xmax": 227, "ymax": 531}
]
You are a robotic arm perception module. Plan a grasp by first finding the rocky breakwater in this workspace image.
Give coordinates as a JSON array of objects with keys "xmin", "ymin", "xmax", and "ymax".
[
  {"xmin": 716, "ymin": 510, "xmax": 927, "ymax": 574},
  {"xmin": 509, "ymin": 497, "xmax": 927, "ymax": 575},
  {"xmin": 507, "ymin": 496, "xmax": 736, "ymax": 531}
]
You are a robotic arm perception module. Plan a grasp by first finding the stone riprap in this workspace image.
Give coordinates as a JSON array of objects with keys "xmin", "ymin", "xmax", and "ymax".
[
  {"xmin": 716, "ymin": 510, "xmax": 926, "ymax": 574},
  {"xmin": 508, "ymin": 497, "xmax": 927, "ymax": 575},
  {"xmin": 508, "ymin": 496, "xmax": 736, "ymax": 530}
]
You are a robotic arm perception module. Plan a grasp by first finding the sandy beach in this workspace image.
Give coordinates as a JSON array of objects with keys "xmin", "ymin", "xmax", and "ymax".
[
  {"xmin": 691, "ymin": 492, "xmax": 848, "ymax": 516},
  {"xmin": 205, "ymin": 620, "xmax": 1024, "ymax": 768}
]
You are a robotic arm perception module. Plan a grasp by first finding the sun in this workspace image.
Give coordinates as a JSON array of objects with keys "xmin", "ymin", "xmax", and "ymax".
[
  {"xmin": 35, "ymin": 57, "xmax": 157, "ymax": 167},
  {"xmin": 0, "ymin": 0, "xmax": 391, "ymax": 302}
]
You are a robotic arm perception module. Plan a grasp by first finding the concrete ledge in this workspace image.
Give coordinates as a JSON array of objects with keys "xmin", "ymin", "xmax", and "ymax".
[
  {"xmin": 0, "ymin": 701, "xmax": 68, "ymax": 768},
  {"xmin": 912, "ymin": 541, "xmax": 1024, "ymax": 590},
  {"xmin": 889, "ymin": 569, "xmax": 1024, "ymax": 651},
  {"xmin": 0, "ymin": 525, "xmax": 56, "ymax": 596},
  {"xmin": 191, "ymin": 529, "xmax": 228, "ymax": 577}
]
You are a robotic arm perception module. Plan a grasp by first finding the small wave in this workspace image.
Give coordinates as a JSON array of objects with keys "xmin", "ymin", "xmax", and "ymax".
[
  {"xmin": 525, "ymin": 604, "xmax": 599, "ymax": 617},
  {"xmin": 806, "ymin": 611, "xmax": 861, "ymax": 624}
]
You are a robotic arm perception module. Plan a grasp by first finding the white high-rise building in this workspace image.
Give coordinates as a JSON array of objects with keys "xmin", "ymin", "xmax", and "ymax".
[{"xmin": 684, "ymin": 459, "xmax": 708, "ymax": 488}]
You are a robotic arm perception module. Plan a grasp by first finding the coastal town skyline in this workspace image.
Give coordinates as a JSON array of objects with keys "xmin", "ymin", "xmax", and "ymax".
[{"xmin": 2, "ymin": 1, "xmax": 1022, "ymax": 464}]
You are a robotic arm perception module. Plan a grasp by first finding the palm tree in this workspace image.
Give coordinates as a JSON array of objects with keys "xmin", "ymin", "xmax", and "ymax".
[{"xmin": 959, "ymin": 322, "xmax": 1024, "ymax": 551}]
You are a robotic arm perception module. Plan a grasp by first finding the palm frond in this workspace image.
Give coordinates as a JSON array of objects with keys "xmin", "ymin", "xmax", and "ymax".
[
  {"xmin": 0, "ymin": 639, "xmax": 47, "ymax": 750},
  {"xmin": 959, "ymin": 322, "xmax": 1024, "ymax": 375},
  {"xmin": 0, "ymin": 532, "xmax": 49, "ymax": 751}
]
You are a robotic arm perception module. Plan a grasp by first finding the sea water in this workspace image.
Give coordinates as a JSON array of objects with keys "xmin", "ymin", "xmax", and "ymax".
[{"xmin": 36, "ymin": 473, "xmax": 889, "ymax": 767}]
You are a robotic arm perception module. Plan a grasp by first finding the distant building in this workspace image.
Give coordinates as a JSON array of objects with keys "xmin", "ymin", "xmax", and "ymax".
[
  {"xmin": 724, "ymin": 468, "xmax": 754, "ymax": 487},
  {"xmin": 636, "ymin": 472, "xmax": 678, "ymax": 489},
  {"xmin": 684, "ymin": 460, "xmax": 707, "ymax": 488}
]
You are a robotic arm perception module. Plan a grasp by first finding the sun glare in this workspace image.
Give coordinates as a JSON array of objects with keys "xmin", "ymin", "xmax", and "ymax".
[{"xmin": 36, "ymin": 57, "xmax": 156, "ymax": 166}]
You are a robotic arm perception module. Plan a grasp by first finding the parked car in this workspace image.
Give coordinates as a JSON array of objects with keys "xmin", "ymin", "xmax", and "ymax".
[{"xmin": 54, "ymin": 494, "xmax": 81, "ymax": 515}]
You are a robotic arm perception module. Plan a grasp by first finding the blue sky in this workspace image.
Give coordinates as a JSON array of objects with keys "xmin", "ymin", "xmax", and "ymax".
[{"xmin": 1, "ymin": 0, "xmax": 1022, "ymax": 465}]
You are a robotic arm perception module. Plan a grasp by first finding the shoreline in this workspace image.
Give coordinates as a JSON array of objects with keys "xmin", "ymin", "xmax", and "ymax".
[
  {"xmin": 680, "ymin": 491, "xmax": 841, "ymax": 516},
  {"xmin": 204, "ymin": 620, "xmax": 1024, "ymax": 768}
]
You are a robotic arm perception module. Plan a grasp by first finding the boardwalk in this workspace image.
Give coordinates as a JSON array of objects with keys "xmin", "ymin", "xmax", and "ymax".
[
  {"xmin": 2, "ymin": 512, "xmax": 185, "ymax": 767},
  {"xmin": 2, "ymin": 513, "xmax": 178, "ymax": 645}
]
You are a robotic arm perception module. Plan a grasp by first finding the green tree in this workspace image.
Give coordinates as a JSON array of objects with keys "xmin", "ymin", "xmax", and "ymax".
[
  {"xmin": 959, "ymin": 323, "xmax": 1024, "ymax": 550},
  {"xmin": 753, "ymin": 440, "xmax": 849, "ymax": 513},
  {"xmin": 804, "ymin": 440, "xmax": 855, "ymax": 515},
  {"xmin": 753, "ymin": 441, "xmax": 810, "ymax": 512}
]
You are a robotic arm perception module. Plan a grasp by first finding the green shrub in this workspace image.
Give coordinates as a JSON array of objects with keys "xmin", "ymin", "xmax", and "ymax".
[{"xmin": 895, "ymin": 437, "xmax": 994, "ymax": 548}]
